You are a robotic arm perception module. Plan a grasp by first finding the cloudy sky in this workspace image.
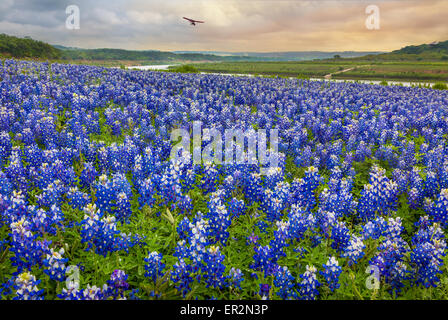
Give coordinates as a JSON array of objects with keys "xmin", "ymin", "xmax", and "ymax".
[{"xmin": 0, "ymin": 0, "xmax": 446, "ymax": 52}]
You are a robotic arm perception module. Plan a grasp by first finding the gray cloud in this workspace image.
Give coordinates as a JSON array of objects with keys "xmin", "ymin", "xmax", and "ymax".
[{"xmin": 0, "ymin": 0, "xmax": 446, "ymax": 51}]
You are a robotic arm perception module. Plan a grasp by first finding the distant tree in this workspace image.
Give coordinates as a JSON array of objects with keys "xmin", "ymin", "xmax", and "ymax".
[
  {"xmin": 0, "ymin": 33, "xmax": 61, "ymax": 59},
  {"xmin": 433, "ymin": 82, "xmax": 447, "ymax": 90}
]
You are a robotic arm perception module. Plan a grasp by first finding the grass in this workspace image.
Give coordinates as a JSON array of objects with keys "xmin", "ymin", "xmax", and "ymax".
[
  {"xmin": 192, "ymin": 60, "xmax": 448, "ymax": 83},
  {"xmin": 168, "ymin": 65, "xmax": 198, "ymax": 73},
  {"xmin": 191, "ymin": 61, "xmax": 347, "ymax": 77},
  {"xmin": 433, "ymin": 82, "xmax": 448, "ymax": 90}
]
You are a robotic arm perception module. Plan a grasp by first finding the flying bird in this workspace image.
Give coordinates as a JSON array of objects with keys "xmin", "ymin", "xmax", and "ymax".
[{"xmin": 183, "ymin": 17, "xmax": 204, "ymax": 26}]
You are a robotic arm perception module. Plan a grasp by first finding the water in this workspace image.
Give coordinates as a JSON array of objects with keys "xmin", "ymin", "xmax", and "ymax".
[
  {"xmin": 126, "ymin": 65, "xmax": 436, "ymax": 88},
  {"xmin": 126, "ymin": 65, "xmax": 173, "ymax": 71},
  {"xmin": 309, "ymin": 78, "xmax": 435, "ymax": 88}
]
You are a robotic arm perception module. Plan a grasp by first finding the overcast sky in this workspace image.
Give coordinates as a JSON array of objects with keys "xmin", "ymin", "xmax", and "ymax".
[{"xmin": 0, "ymin": 0, "xmax": 446, "ymax": 52}]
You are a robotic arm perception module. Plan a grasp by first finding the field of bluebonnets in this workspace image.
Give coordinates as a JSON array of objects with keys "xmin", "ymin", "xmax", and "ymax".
[{"xmin": 0, "ymin": 58, "xmax": 448, "ymax": 300}]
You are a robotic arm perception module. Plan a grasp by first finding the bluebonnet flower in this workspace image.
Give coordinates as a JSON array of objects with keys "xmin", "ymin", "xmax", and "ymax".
[
  {"xmin": 320, "ymin": 256, "xmax": 342, "ymax": 292},
  {"xmin": 228, "ymin": 198, "xmax": 246, "ymax": 219},
  {"xmin": 178, "ymin": 195, "xmax": 193, "ymax": 215},
  {"xmin": 13, "ymin": 272, "xmax": 44, "ymax": 300},
  {"xmin": 9, "ymin": 217, "xmax": 51, "ymax": 273},
  {"xmin": 171, "ymin": 258, "xmax": 195, "ymax": 297},
  {"xmin": 316, "ymin": 209, "xmax": 337, "ymax": 237},
  {"xmin": 261, "ymin": 188, "xmax": 285, "ymax": 222},
  {"xmin": 201, "ymin": 164, "xmax": 220, "ymax": 194},
  {"xmin": 58, "ymin": 281, "xmax": 83, "ymax": 300},
  {"xmin": 116, "ymin": 192, "xmax": 132, "ymax": 223},
  {"xmin": 243, "ymin": 172, "xmax": 264, "ymax": 204},
  {"xmin": 288, "ymin": 205, "xmax": 314, "ymax": 241},
  {"xmin": 159, "ymin": 162, "xmax": 183, "ymax": 204},
  {"xmin": 298, "ymin": 265, "xmax": 320, "ymax": 300},
  {"xmin": 370, "ymin": 237, "xmax": 410, "ymax": 294},
  {"xmin": 228, "ymin": 267, "xmax": 244, "ymax": 290},
  {"xmin": 80, "ymin": 204, "xmax": 141, "ymax": 257},
  {"xmin": 264, "ymin": 167, "xmax": 284, "ymax": 190},
  {"xmin": 259, "ymin": 283, "xmax": 271, "ymax": 299},
  {"xmin": 81, "ymin": 284, "xmax": 108, "ymax": 300},
  {"xmin": 290, "ymin": 166, "xmax": 320, "ymax": 210},
  {"xmin": 144, "ymin": 251, "xmax": 166, "ymax": 283},
  {"xmin": 0, "ymin": 277, "xmax": 14, "ymax": 299},
  {"xmin": 424, "ymin": 171, "xmax": 439, "ymax": 198},
  {"xmin": 29, "ymin": 205, "xmax": 64, "ymax": 236},
  {"xmin": 222, "ymin": 174, "xmax": 237, "ymax": 197},
  {"xmin": 274, "ymin": 265, "xmax": 298, "ymax": 299},
  {"xmin": 176, "ymin": 214, "xmax": 210, "ymax": 262},
  {"xmin": 105, "ymin": 269, "xmax": 130, "ymax": 299},
  {"xmin": 409, "ymin": 187, "xmax": 422, "ymax": 210},
  {"xmin": 0, "ymin": 171, "xmax": 12, "ymax": 198},
  {"xmin": 206, "ymin": 191, "xmax": 231, "ymax": 245},
  {"xmin": 357, "ymin": 165, "xmax": 399, "ymax": 221},
  {"xmin": 66, "ymin": 187, "xmax": 91, "ymax": 210},
  {"xmin": 411, "ymin": 242, "xmax": 444, "ymax": 288},
  {"xmin": 202, "ymin": 246, "xmax": 227, "ymax": 289},
  {"xmin": 79, "ymin": 162, "xmax": 99, "ymax": 189},
  {"xmin": 4, "ymin": 58, "xmax": 448, "ymax": 300},
  {"xmin": 330, "ymin": 221, "xmax": 351, "ymax": 253},
  {"xmin": 137, "ymin": 177, "xmax": 156, "ymax": 209},
  {"xmin": 5, "ymin": 151, "xmax": 29, "ymax": 193},
  {"xmin": 246, "ymin": 232, "xmax": 259, "ymax": 246},
  {"xmin": 270, "ymin": 220, "xmax": 290, "ymax": 260},
  {"xmin": 94, "ymin": 174, "xmax": 117, "ymax": 213},
  {"xmin": 43, "ymin": 247, "xmax": 68, "ymax": 281},
  {"xmin": 411, "ymin": 217, "xmax": 446, "ymax": 288},
  {"xmin": 426, "ymin": 189, "xmax": 448, "ymax": 226},
  {"xmin": 251, "ymin": 245, "xmax": 278, "ymax": 277},
  {"xmin": 36, "ymin": 180, "xmax": 66, "ymax": 208},
  {"xmin": 343, "ymin": 235, "xmax": 366, "ymax": 266},
  {"xmin": 362, "ymin": 216, "xmax": 387, "ymax": 240}
]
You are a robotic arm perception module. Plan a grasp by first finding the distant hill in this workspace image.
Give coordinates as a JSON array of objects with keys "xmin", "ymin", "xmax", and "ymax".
[
  {"xmin": 57, "ymin": 47, "xmax": 263, "ymax": 62},
  {"xmin": 174, "ymin": 50, "xmax": 384, "ymax": 61},
  {"xmin": 2, "ymin": 34, "xmax": 447, "ymax": 65},
  {"xmin": 348, "ymin": 40, "xmax": 448, "ymax": 62},
  {"xmin": 393, "ymin": 40, "xmax": 448, "ymax": 55},
  {"xmin": 0, "ymin": 35, "xmax": 263, "ymax": 63},
  {"xmin": 0, "ymin": 34, "xmax": 61, "ymax": 59}
]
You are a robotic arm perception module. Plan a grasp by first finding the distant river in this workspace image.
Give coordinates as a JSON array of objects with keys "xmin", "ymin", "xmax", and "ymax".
[
  {"xmin": 309, "ymin": 78, "xmax": 436, "ymax": 88},
  {"xmin": 126, "ymin": 65, "xmax": 436, "ymax": 88},
  {"xmin": 126, "ymin": 65, "xmax": 173, "ymax": 70}
]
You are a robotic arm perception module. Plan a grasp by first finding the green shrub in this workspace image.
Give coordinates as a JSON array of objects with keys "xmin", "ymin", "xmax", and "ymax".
[
  {"xmin": 171, "ymin": 65, "xmax": 198, "ymax": 73},
  {"xmin": 297, "ymin": 74, "xmax": 310, "ymax": 80},
  {"xmin": 433, "ymin": 82, "xmax": 447, "ymax": 90},
  {"xmin": 379, "ymin": 80, "xmax": 388, "ymax": 86}
]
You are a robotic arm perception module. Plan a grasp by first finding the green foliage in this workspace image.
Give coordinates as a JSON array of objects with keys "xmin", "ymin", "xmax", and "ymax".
[
  {"xmin": 194, "ymin": 61, "xmax": 350, "ymax": 78},
  {"xmin": 433, "ymin": 82, "xmax": 448, "ymax": 90},
  {"xmin": 392, "ymin": 40, "xmax": 448, "ymax": 56},
  {"xmin": 0, "ymin": 34, "xmax": 61, "ymax": 59},
  {"xmin": 170, "ymin": 65, "xmax": 198, "ymax": 73},
  {"xmin": 58, "ymin": 47, "xmax": 264, "ymax": 63},
  {"xmin": 297, "ymin": 73, "xmax": 310, "ymax": 80}
]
